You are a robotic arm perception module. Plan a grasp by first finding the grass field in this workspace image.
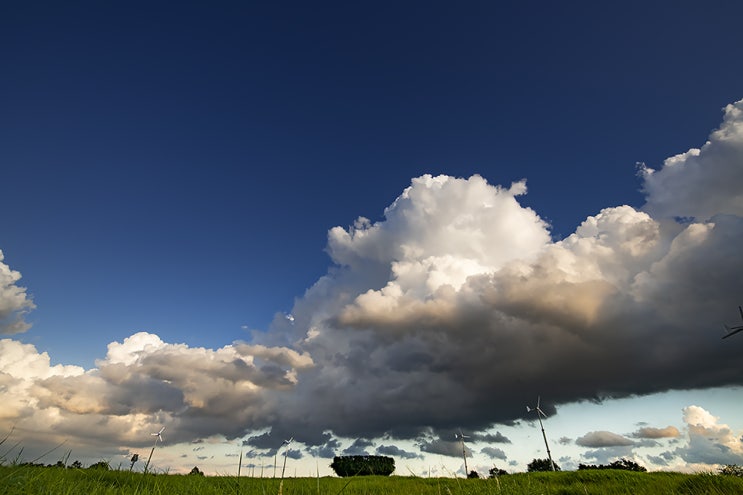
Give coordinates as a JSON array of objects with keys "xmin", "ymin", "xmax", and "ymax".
[{"xmin": 2, "ymin": 466, "xmax": 743, "ymax": 495}]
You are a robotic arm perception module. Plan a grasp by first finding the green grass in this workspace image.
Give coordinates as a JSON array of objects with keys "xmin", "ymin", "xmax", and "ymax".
[{"xmin": 2, "ymin": 466, "xmax": 743, "ymax": 494}]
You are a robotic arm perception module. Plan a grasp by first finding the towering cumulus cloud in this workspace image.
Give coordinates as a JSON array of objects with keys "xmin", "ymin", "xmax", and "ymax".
[
  {"xmin": 1, "ymin": 99, "xmax": 742, "ymax": 462},
  {"xmin": 264, "ymin": 99, "xmax": 743, "ymax": 442}
]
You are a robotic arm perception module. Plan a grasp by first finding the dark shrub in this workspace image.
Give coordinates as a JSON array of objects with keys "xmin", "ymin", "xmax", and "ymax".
[
  {"xmin": 527, "ymin": 458, "xmax": 560, "ymax": 472},
  {"xmin": 330, "ymin": 455, "xmax": 394, "ymax": 477}
]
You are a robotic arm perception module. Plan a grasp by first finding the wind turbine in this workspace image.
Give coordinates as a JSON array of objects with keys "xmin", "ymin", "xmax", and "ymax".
[
  {"xmin": 280, "ymin": 437, "xmax": 293, "ymax": 479},
  {"xmin": 454, "ymin": 429, "xmax": 470, "ymax": 476},
  {"xmin": 722, "ymin": 306, "xmax": 743, "ymax": 339},
  {"xmin": 151, "ymin": 426, "xmax": 165, "ymax": 444},
  {"xmin": 144, "ymin": 426, "xmax": 165, "ymax": 474},
  {"xmin": 526, "ymin": 396, "xmax": 555, "ymax": 471}
]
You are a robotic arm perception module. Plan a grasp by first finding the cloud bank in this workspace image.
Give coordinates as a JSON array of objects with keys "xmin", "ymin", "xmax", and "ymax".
[{"xmin": 1, "ymin": 99, "xmax": 742, "ymax": 468}]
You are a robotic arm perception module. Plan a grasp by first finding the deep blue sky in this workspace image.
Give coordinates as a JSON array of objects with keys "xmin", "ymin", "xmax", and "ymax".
[{"xmin": 2, "ymin": 1, "xmax": 742, "ymax": 365}]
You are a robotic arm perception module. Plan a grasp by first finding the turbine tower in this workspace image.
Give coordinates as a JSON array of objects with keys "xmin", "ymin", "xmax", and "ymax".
[
  {"xmin": 454, "ymin": 429, "xmax": 470, "ymax": 476},
  {"xmin": 526, "ymin": 396, "xmax": 555, "ymax": 471},
  {"xmin": 281, "ymin": 437, "xmax": 293, "ymax": 479}
]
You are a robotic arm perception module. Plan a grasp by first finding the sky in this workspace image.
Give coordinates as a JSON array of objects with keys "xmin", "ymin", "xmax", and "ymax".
[{"xmin": 1, "ymin": 0, "xmax": 743, "ymax": 477}]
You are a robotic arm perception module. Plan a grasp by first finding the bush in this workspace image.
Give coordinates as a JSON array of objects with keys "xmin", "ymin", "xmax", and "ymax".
[
  {"xmin": 527, "ymin": 458, "xmax": 560, "ymax": 472},
  {"xmin": 87, "ymin": 461, "xmax": 110, "ymax": 470},
  {"xmin": 330, "ymin": 455, "xmax": 395, "ymax": 477},
  {"xmin": 189, "ymin": 466, "xmax": 204, "ymax": 476},
  {"xmin": 489, "ymin": 466, "xmax": 508, "ymax": 477},
  {"xmin": 719, "ymin": 464, "xmax": 743, "ymax": 477},
  {"xmin": 467, "ymin": 470, "xmax": 480, "ymax": 478},
  {"xmin": 578, "ymin": 458, "xmax": 647, "ymax": 472}
]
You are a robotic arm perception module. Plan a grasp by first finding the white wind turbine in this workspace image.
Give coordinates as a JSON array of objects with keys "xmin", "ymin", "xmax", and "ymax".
[
  {"xmin": 526, "ymin": 396, "xmax": 555, "ymax": 471},
  {"xmin": 454, "ymin": 429, "xmax": 470, "ymax": 476},
  {"xmin": 144, "ymin": 426, "xmax": 165, "ymax": 474},
  {"xmin": 151, "ymin": 426, "xmax": 165, "ymax": 444},
  {"xmin": 280, "ymin": 437, "xmax": 293, "ymax": 479}
]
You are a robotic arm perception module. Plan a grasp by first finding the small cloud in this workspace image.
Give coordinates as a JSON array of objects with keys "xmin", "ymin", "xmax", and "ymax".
[
  {"xmin": 648, "ymin": 451, "xmax": 677, "ymax": 467},
  {"xmin": 286, "ymin": 448, "xmax": 303, "ymax": 460},
  {"xmin": 307, "ymin": 437, "xmax": 341, "ymax": 459},
  {"xmin": 481, "ymin": 446, "xmax": 507, "ymax": 460},
  {"xmin": 376, "ymin": 444, "xmax": 421, "ymax": 459},
  {"xmin": 576, "ymin": 431, "xmax": 634, "ymax": 448},
  {"xmin": 632, "ymin": 426, "xmax": 680, "ymax": 439},
  {"xmin": 419, "ymin": 436, "xmax": 472, "ymax": 458},
  {"xmin": 473, "ymin": 432, "xmax": 511, "ymax": 444},
  {"xmin": 342, "ymin": 438, "xmax": 374, "ymax": 456}
]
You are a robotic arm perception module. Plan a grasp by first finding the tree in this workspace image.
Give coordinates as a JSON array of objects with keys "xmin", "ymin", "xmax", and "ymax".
[
  {"xmin": 578, "ymin": 458, "xmax": 646, "ymax": 472},
  {"xmin": 69, "ymin": 460, "xmax": 83, "ymax": 469},
  {"xmin": 527, "ymin": 458, "xmax": 560, "ymax": 472},
  {"xmin": 607, "ymin": 458, "xmax": 646, "ymax": 472},
  {"xmin": 88, "ymin": 461, "xmax": 110, "ymax": 470},
  {"xmin": 467, "ymin": 470, "xmax": 480, "ymax": 478},
  {"xmin": 489, "ymin": 466, "xmax": 508, "ymax": 477},
  {"xmin": 719, "ymin": 464, "xmax": 743, "ymax": 477},
  {"xmin": 189, "ymin": 466, "xmax": 205, "ymax": 476},
  {"xmin": 330, "ymin": 455, "xmax": 395, "ymax": 477}
]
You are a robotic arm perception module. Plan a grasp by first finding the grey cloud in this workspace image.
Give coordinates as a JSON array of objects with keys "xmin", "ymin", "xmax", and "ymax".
[
  {"xmin": 581, "ymin": 446, "xmax": 635, "ymax": 466},
  {"xmin": 647, "ymin": 451, "xmax": 677, "ymax": 467},
  {"xmin": 285, "ymin": 448, "xmax": 303, "ymax": 460},
  {"xmin": 376, "ymin": 444, "xmax": 421, "ymax": 459},
  {"xmin": 245, "ymin": 432, "xmax": 281, "ymax": 452},
  {"xmin": 576, "ymin": 431, "xmax": 634, "ymax": 448},
  {"xmin": 472, "ymin": 432, "xmax": 511, "ymax": 444},
  {"xmin": 342, "ymin": 438, "xmax": 375, "ymax": 456},
  {"xmin": 307, "ymin": 437, "xmax": 341, "ymax": 459},
  {"xmin": 480, "ymin": 447, "xmax": 507, "ymax": 460},
  {"xmin": 558, "ymin": 456, "xmax": 577, "ymax": 471},
  {"xmin": 419, "ymin": 438, "xmax": 471, "ymax": 458}
]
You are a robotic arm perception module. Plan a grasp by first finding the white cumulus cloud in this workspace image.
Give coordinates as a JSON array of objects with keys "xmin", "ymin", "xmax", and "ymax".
[
  {"xmin": 0, "ymin": 251, "xmax": 35, "ymax": 334},
  {"xmin": 675, "ymin": 405, "xmax": 743, "ymax": 466}
]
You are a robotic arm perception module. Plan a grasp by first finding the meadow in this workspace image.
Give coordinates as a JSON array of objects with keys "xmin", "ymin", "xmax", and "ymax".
[{"xmin": 2, "ymin": 466, "xmax": 743, "ymax": 495}]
